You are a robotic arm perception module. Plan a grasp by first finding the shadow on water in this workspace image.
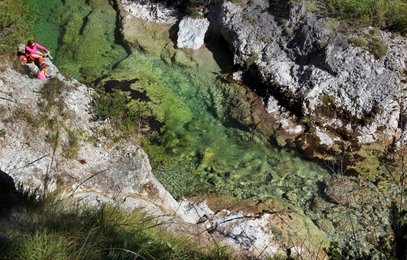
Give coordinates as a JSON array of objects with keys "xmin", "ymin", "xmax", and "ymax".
[
  {"xmin": 205, "ymin": 35, "xmax": 234, "ymax": 74},
  {"xmin": 111, "ymin": 0, "xmax": 132, "ymax": 59},
  {"xmin": 103, "ymin": 79, "xmax": 151, "ymax": 101}
]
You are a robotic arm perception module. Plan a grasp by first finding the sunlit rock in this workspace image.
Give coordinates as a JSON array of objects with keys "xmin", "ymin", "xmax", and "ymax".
[{"xmin": 177, "ymin": 17, "xmax": 209, "ymax": 50}]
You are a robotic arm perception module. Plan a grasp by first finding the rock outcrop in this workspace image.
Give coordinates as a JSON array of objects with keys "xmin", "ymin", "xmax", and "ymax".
[
  {"xmin": 0, "ymin": 60, "xmax": 180, "ymax": 216},
  {"xmin": 219, "ymin": 0, "xmax": 407, "ymax": 161},
  {"xmin": 119, "ymin": 0, "xmax": 179, "ymax": 23}
]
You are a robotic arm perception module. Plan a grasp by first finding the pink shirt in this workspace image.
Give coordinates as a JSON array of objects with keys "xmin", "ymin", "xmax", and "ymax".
[
  {"xmin": 36, "ymin": 70, "xmax": 47, "ymax": 80},
  {"xmin": 25, "ymin": 43, "xmax": 48, "ymax": 56}
]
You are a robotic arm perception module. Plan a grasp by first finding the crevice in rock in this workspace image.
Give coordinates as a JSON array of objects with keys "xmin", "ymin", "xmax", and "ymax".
[{"xmin": 242, "ymin": 65, "xmax": 304, "ymax": 119}]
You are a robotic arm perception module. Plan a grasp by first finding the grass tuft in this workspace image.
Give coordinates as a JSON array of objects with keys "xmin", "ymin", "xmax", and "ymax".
[{"xmin": 0, "ymin": 188, "xmax": 234, "ymax": 259}]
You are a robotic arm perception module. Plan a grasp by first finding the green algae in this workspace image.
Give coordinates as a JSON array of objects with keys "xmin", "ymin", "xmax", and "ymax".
[
  {"xmin": 29, "ymin": 0, "xmax": 128, "ymax": 81},
  {"xmin": 101, "ymin": 48, "xmax": 329, "ymax": 202}
]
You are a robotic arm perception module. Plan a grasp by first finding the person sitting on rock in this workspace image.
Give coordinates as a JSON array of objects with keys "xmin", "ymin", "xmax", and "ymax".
[
  {"xmin": 25, "ymin": 40, "xmax": 49, "ymax": 68},
  {"xmin": 36, "ymin": 63, "xmax": 49, "ymax": 80}
]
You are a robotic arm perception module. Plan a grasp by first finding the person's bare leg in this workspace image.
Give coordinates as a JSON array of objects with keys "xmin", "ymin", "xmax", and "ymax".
[{"xmin": 31, "ymin": 54, "xmax": 43, "ymax": 59}]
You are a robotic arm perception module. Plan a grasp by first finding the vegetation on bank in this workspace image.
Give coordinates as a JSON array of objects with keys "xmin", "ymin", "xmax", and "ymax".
[
  {"xmin": 0, "ymin": 0, "xmax": 33, "ymax": 54},
  {"xmin": 324, "ymin": 0, "xmax": 407, "ymax": 35},
  {"xmin": 0, "ymin": 187, "xmax": 232, "ymax": 259}
]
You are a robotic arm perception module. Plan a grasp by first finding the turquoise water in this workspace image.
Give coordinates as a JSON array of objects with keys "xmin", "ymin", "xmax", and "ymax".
[{"xmin": 29, "ymin": 0, "xmax": 328, "ymax": 205}]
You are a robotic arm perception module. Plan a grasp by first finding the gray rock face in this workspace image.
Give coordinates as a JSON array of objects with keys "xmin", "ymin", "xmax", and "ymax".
[
  {"xmin": 176, "ymin": 199, "xmax": 329, "ymax": 258},
  {"xmin": 177, "ymin": 17, "xmax": 210, "ymax": 49},
  {"xmin": 119, "ymin": 0, "xmax": 178, "ymax": 23},
  {"xmin": 220, "ymin": 0, "xmax": 407, "ymax": 153},
  {"xmin": 0, "ymin": 61, "xmax": 178, "ymax": 215}
]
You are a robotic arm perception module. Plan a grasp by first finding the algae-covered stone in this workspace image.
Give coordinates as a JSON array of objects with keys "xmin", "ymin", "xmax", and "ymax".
[
  {"xmin": 62, "ymin": 13, "xmax": 84, "ymax": 45},
  {"xmin": 122, "ymin": 17, "xmax": 172, "ymax": 55}
]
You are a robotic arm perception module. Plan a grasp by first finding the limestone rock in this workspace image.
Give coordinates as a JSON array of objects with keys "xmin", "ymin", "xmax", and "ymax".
[
  {"xmin": 177, "ymin": 198, "xmax": 330, "ymax": 258},
  {"xmin": 220, "ymin": 0, "xmax": 407, "ymax": 156},
  {"xmin": 119, "ymin": 0, "xmax": 178, "ymax": 23},
  {"xmin": 0, "ymin": 61, "xmax": 178, "ymax": 216},
  {"xmin": 177, "ymin": 17, "xmax": 209, "ymax": 50}
]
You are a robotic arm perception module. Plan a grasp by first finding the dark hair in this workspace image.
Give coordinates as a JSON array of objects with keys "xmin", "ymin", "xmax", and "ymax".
[{"xmin": 27, "ymin": 40, "xmax": 35, "ymax": 46}]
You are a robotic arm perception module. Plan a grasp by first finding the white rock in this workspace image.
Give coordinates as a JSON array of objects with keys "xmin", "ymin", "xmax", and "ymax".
[
  {"xmin": 177, "ymin": 17, "xmax": 209, "ymax": 50},
  {"xmin": 266, "ymin": 96, "xmax": 280, "ymax": 114},
  {"xmin": 315, "ymin": 127, "xmax": 338, "ymax": 147},
  {"xmin": 119, "ymin": 0, "xmax": 178, "ymax": 24}
]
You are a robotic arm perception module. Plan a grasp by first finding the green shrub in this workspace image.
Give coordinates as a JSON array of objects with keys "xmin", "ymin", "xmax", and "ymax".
[
  {"xmin": 369, "ymin": 37, "xmax": 388, "ymax": 59},
  {"xmin": 92, "ymin": 88, "xmax": 164, "ymax": 136},
  {"xmin": 349, "ymin": 37, "xmax": 368, "ymax": 48},
  {"xmin": 92, "ymin": 90, "xmax": 128, "ymax": 120},
  {"xmin": 39, "ymin": 77, "xmax": 68, "ymax": 112},
  {"xmin": 349, "ymin": 30, "xmax": 388, "ymax": 59},
  {"xmin": 325, "ymin": 0, "xmax": 407, "ymax": 35}
]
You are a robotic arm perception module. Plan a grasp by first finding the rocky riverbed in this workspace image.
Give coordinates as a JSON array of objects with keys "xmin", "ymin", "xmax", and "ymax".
[{"xmin": 115, "ymin": 0, "xmax": 406, "ymax": 257}]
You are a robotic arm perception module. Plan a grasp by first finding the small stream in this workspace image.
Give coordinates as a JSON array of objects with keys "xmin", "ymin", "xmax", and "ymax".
[{"xmin": 29, "ymin": 0, "xmax": 328, "ymax": 207}]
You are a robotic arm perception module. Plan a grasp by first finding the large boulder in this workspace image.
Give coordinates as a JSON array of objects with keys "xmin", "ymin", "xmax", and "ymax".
[{"xmin": 177, "ymin": 17, "xmax": 210, "ymax": 49}]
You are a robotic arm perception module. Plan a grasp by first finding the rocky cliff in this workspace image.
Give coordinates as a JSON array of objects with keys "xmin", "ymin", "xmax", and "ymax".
[
  {"xmin": 218, "ymin": 0, "xmax": 407, "ymax": 166},
  {"xmin": 0, "ymin": 60, "xmax": 180, "ymax": 214}
]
